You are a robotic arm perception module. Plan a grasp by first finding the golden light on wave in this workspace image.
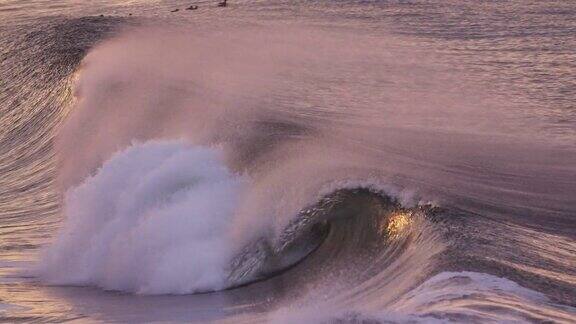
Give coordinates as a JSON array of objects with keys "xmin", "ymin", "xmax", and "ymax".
[{"xmin": 381, "ymin": 211, "xmax": 412, "ymax": 238}]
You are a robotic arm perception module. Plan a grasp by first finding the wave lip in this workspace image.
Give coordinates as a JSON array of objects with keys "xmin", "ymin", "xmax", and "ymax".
[{"xmin": 36, "ymin": 141, "xmax": 245, "ymax": 294}]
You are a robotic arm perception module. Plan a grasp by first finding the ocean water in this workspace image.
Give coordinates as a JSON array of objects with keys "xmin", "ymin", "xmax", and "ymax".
[{"xmin": 0, "ymin": 0, "xmax": 575, "ymax": 322}]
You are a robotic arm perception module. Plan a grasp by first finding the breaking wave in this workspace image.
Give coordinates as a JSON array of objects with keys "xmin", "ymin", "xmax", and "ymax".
[{"xmin": 15, "ymin": 18, "xmax": 574, "ymax": 322}]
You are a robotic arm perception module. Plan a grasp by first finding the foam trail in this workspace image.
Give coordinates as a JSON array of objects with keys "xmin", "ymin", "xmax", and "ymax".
[
  {"xmin": 36, "ymin": 140, "xmax": 245, "ymax": 294},
  {"xmin": 266, "ymin": 272, "xmax": 576, "ymax": 324}
]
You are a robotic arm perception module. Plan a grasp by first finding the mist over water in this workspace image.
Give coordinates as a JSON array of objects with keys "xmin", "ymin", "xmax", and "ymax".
[
  {"xmin": 0, "ymin": 0, "xmax": 575, "ymax": 323},
  {"xmin": 59, "ymin": 24, "xmax": 575, "ymax": 232}
]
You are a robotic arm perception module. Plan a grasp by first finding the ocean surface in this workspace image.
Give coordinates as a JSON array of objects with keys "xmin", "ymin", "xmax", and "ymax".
[{"xmin": 0, "ymin": 0, "xmax": 575, "ymax": 323}]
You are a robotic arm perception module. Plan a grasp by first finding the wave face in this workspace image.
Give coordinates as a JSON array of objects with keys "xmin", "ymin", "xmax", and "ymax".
[{"xmin": 1, "ymin": 0, "xmax": 575, "ymax": 323}]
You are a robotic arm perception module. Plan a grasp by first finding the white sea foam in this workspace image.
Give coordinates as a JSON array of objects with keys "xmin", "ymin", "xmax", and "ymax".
[{"xmin": 36, "ymin": 140, "xmax": 246, "ymax": 294}]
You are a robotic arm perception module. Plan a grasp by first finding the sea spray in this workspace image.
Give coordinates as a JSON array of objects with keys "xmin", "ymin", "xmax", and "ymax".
[{"xmin": 37, "ymin": 140, "xmax": 246, "ymax": 294}]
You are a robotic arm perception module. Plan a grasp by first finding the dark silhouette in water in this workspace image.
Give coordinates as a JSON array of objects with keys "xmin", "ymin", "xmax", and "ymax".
[
  {"xmin": 186, "ymin": 5, "xmax": 199, "ymax": 10},
  {"xmin": 171, "ymin": 8, "xmax": 180, "ymax": 12},
  {"xmin": 218, "ymin": 0, "xmax": 227, "ymax": 7}
]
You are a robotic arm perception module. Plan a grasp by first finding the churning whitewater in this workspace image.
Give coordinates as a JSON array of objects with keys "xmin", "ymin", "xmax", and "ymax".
[
  {"xmin": 0, "ymin": 0, "xmax": 575, "ymax": 323},
  {"xmin": 37, "ymin": 142, "xmax": 245, "ymax": 294}
]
